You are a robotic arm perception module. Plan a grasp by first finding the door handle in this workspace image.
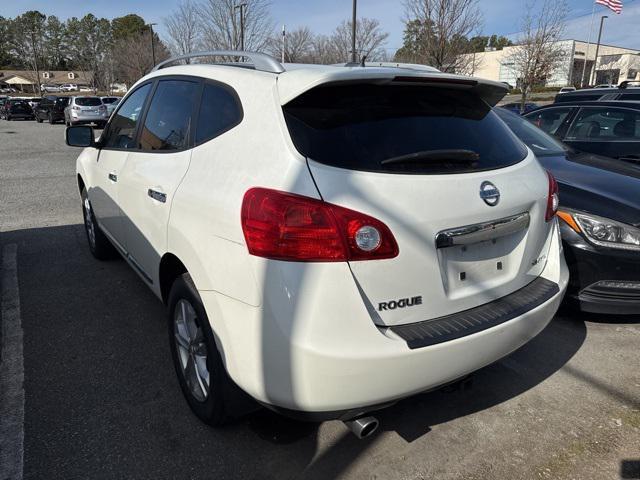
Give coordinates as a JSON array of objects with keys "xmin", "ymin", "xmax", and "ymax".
[
  {"xmin": 108, "ymin": 172, "xmax": 118, "ymax": 182},
  {"xmin": 148, "ymin": 188, "xmax": 167, "ymax": 203}
]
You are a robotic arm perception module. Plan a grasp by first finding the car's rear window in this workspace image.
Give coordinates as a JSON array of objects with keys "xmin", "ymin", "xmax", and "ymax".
[
  {"xmin": 76, "ymin": 97, "xmax": 102, "ymax": 106},
  {"xmin": 101, "ymin": 97, "xmax": 119, "ymax": 104},
  {"xmin": 283, "ymin": 84, "xmax": 527, "ymax": 174}
]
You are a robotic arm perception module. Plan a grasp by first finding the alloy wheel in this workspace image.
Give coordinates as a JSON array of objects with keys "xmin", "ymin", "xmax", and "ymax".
[
  {"xmin": 173, "ymin": 299, "xmax": 210, "ymax": 402},
  {"xmin": 83, "ymin": 196, "xmax": 96, "ymax": 249}
]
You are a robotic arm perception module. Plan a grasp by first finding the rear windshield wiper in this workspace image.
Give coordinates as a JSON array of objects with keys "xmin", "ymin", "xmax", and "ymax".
[{"xmin": 381, "ymin": 149, "xmax": 480, "ymax": 166}]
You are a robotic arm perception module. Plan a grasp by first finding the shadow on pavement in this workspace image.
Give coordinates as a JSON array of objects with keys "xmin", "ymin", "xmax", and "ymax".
[{"xmin": 1, "ymin": 223, "xmax": 587, "ymax": 480}]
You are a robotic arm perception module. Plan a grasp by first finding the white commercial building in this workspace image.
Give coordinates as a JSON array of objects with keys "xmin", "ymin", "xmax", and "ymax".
[{"xmin": 465, "ymin": 40, "xmax": 640, "ymax": 87}]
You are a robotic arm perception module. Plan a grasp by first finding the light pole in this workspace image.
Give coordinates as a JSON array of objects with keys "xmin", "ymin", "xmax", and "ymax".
[
  {"xmin": 234, "ymin": 3, "xmax": 247, "ymax": 51},
  {"xmin": 351, "ymin": 0, "xmax": 357, "ymax": 63},
  {"xmin": 148, "ymin": 23, "xmax": 157, "ymax": 67},
  {"xmin": 590, "ymin": 15, "xmax": 608, "ymax": 86}
]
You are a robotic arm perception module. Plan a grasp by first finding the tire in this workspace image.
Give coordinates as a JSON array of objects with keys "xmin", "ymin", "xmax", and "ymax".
[
  {"xmin": 168, "ymin": 273, "xmax": 254, "ymax": 426},
  {"xmin": 5, "ymin": 115, "xmax": 10, "ymax": 121},
  {"xmin": 80, "ymin": 188, "xmax": 116, "ymax": 260},
  {"xmin": 36, "ymin": 114, "xmax": 43, "ymax": 123},
  {"xmin": 48, "ymin": 112, "xmax": 54, "ymax": 124}
]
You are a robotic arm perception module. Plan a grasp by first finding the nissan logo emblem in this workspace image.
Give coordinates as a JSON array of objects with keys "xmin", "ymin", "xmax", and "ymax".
[{"xmin": 479, "ymin": 181, "xmax": 500, "ymax": 206}]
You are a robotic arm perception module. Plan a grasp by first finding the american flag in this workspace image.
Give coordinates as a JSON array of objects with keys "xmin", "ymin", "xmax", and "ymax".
[{"xmin": 595, "ymin": 0, "xmax": 623, "ymax": 14}]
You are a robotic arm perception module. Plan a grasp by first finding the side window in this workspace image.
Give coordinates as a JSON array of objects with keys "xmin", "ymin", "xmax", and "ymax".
[
  {"xmin": 139, "ymin": 80, "xmax": 199, "ymax": 151},
  {"xmin": 526, "ymin": 108, "xmax": 573, "ymax": 136},
  {"xmin": 620, "ymin": 93, "xmax": 640, "ymax": 101},
  {"xmin": 103, "ymin": 83, "xmax": 152, "ymax": 149},
  {"xmin": 196, "ymin": 82, "xmax": 243, "ymax": 144},
  {"xmin": 565, "ymin": 108, "xmax": 640, "ymax": 140}
]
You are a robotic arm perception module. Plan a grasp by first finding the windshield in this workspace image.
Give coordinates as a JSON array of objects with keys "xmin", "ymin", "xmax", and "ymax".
[
  {"xmin": 76, "ymin": 97, "xmax": 102, "ymax": 106},
  {"xmin": 495, "ymin": 107, "xmax": 567, "ymax": 157},
  {"xmin": 284, "ymin": 84, "xmax": 527, "ymax": 174}
]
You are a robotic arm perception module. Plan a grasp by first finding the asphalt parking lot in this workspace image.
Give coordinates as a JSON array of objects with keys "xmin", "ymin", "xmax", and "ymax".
[{"xmin": 1, "ymin": 119, "xmax": 639, "ymax": 480}]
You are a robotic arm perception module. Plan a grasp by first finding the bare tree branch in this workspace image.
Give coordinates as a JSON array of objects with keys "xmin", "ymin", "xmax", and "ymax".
[
  {"xmin": 266, "ymin": 26, "xmax": 314, "ymax": 63},
  {"xmin": 396, "ymin": 0, "xmax": 483, "ymax": 73},
  {"xmin": 164, "ymin": 0, "xmax": 202, "ymax": 60},
  {"xmin": 198, "ymin": 0, "xmax": 274, "ymax": 52},
  {"xmin": 507, "ymin": 0, "xmax": 568, "ymax": 110},
  {"xmin": 330, "ymin": 18, "xmax": 389, "ymax": 63}
]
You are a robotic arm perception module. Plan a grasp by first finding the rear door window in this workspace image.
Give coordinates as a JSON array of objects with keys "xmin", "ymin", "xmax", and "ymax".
[
  {"xmin": 565, "ymin": 107, "xmax": 640, "ymax": 140},
  {"xmin": 283, "ymin": 84, "xmax": 527, "ymax": 174}
]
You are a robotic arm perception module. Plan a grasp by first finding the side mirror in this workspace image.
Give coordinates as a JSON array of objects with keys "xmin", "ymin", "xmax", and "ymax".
[{"xmin": 65, "ymin": 125, "xmax": 95, "ymax": 147}]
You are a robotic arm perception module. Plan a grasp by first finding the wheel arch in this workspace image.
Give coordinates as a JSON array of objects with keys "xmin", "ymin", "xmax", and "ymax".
[
  {"xmin": 159, "ymin": 253, "xmax": 188, "ymax": 305},
  {"xmin": 77, "ymin": 174, "xmax": 85, "ymax": 195}
]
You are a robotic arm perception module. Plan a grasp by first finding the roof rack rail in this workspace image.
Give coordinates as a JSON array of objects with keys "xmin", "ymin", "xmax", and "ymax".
[{"xmin": 152, "ymin": 50, "xmax": 285, "ymax": 74}]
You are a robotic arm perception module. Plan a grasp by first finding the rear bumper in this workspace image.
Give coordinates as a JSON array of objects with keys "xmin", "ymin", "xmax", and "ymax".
[
  {"xmin": 70, "ymin": 114, "xmax": 107, "ymax": 123},
  {"xmin": 200, "ymin": 221, "xmax": 568, "ymax": 416},
  {"xmin": 561, "ymin": 225, "xmax": 640, "ymax": 314}
]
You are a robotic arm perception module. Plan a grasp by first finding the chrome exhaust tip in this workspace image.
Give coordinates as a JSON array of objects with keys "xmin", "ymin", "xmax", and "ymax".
[{"xmin": 343, "ymin": 416, "xmax": 379, "ymax": 439}]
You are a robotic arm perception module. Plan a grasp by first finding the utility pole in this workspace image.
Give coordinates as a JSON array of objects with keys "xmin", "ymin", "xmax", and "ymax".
[
  {"xmin": 234, "ymin": 3, "xmax": 247, "ymax": 51},
  {"xmin": 351, "ymin": 0, "xmax": 357, "ymax": 63},
  {"xmin": 591, "ymin": 15, "xmax": 608, "ymax": 86},
  {"xmin": 148, "ymin": 23, "xmax": 158, "ymax": 67},
  {"xmin": 29, "ymin": 30, "xmax": 42, "ymax": 95}
]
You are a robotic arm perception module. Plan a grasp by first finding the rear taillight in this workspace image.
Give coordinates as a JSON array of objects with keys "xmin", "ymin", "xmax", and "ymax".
[
  {"xmin": 545, "ymin": 171, "xmax": 559, "ymax": 222},
  {"xmin": 241, "ymin": 187, "xmax": 399, "ymax": 262},
  {"xmin": 72, "ymin": 105, "xmax": 80, "ymax": 111}
]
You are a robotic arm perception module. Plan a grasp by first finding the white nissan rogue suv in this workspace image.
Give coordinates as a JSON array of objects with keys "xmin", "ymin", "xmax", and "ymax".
[{"xmin": 67, "ymin": 51, "xmax": 568, "ymax": 437}]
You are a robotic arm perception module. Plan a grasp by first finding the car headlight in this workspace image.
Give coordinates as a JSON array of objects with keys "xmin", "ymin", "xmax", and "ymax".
[{"xmin": 558, "ymin": 210, "xmax": 640, "ymax": 251}]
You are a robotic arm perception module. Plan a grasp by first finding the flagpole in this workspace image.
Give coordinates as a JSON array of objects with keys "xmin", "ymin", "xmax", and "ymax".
[{"xmin": 580, "ymin": 1, "xmax": 598, "ymax": 87}]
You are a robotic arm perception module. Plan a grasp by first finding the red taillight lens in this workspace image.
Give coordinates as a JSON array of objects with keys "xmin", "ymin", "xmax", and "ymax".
[
  {"xmin": 545, "ymin": 171, "xmax": 559, "ymax": 222},
  {"xmin": 241, "ymin": 188, "xmax": 399, "ymax": 262}
]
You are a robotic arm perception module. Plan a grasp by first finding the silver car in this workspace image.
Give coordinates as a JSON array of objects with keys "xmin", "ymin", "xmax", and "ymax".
[
  {"xmin": 64, "ymin": 96, "xmax": 108, "ymax": 127},
  {"xmin": 100, "ymin": 96, "xmax": 121, "ymax": 117}
]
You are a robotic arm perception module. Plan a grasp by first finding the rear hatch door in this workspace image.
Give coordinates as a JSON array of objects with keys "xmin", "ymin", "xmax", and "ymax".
[{"xmin": 282, "ymin": 79, "xmax": 554, "ymax": 327}]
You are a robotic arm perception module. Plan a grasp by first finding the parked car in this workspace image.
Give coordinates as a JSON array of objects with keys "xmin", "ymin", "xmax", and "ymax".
[
  {"xmin": 67, "ymin": 52, "xmax": 568, "ymax": 435},
  {"xmin": 64, "ymin": 96, "xmax": 108, "ymax": 127},
  {"xmin": 34, "ymin": 95, "xmax": 70, "ymax": 124},
  {"xmin": 554, "ymin": 81, "xmax": 640, "ymax": 103},
  {"xmin": 100, "ymin": 96, "xmax": 121, "ymax": 116},
  {"xmin": 0, "ymin": 86, "xmax": 17, "ymax": 93},
  {"xmin": 41, "ymin": 84, "xmax": 62, "ymax": 93},
  {"xmin": 501, "ymin": 102, "xmax": 540, "ymax": 114},
  {"xmin": 524, "ymin": 100, "xmax": 640, "ymax": 164},
  {"xmin": 558, "ymin": 86, "xmax": 576, "ymax": 94},
  {"xmin": 0, "ymin": 98, "xmax": 35, "ymax": 120},
  {"xmin": 60, "ymin": 83, "xmax": 78, "ymax": 92},
  {"xmin": 497, "ymin": 106, "xmax": 640, "ymax": 314},
  {"xmin": 26, "ymin": 97, "xmax": 42, "ymax": 110},
  {"xmin": 78, "ymin": 85, "xmax": 94, "ymax": 92}
]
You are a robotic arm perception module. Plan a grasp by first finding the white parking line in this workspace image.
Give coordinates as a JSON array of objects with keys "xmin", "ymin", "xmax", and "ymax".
[{"xmin": 0, "ymin": 244, "xmax": 24, "ymax": 480}]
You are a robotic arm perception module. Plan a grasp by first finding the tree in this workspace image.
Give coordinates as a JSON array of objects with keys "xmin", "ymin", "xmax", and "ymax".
[
  {"xmin": 111, "ymin": 31, "xmax": 170, "ymax": 85},
  {"xmin": 6, "ymin": 11, "xmax": 47, "ymax": 92},
  {"xmin": 164, "ymin": 0, "xmax": 202, "ymax": 60},
  {"xmin": 43, "ymin": 16, "xmax": 69, "ymax": 70},
  {"xmin": 468, "ymin": 34, "xmax": 513, "ymax": 53},
  {"xmin": 199, "ymin": 0, "xmax": 274, "ymax": 52},
  {"xmin": 66, "ymin": 14, "xmax": 112, "ymax": 90},
  {"xmin": 395, "ymin": 0, "xmax": 483, "ymax": 73},
  {"xmin": 329, "ymin": 18, "xmax": 389, "ymax": 63},
  {"xmin": 0, "ymin": 17, "xmax": 17, "ymax": 68},
  {"xmin": 266, "ymin": 26, "xmax": 314, "ymax": 63},
  {"xmin": 507, "ymin": 0, "xmax": 567, "ymax": 111},
  {"xmin": 111, "ymin": 14, "xmax": 147, "ymax": 41}
]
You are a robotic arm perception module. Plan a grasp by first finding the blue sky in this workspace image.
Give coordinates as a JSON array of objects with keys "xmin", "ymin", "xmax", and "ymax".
[{"xmin": 3, "ymin": 0, "xmax": 640, "ymax": 52}]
